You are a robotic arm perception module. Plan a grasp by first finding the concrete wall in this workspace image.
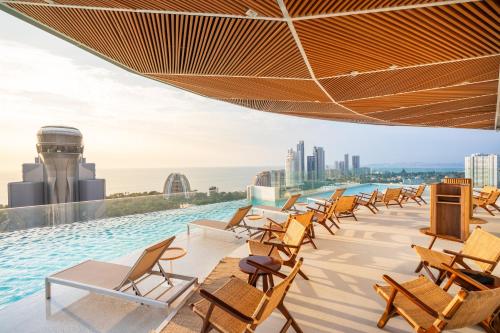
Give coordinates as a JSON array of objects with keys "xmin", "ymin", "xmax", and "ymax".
[
  {"xmin": 78, "ymin": 179, "xmax": 105, "ymax": 201},
  {"xmin": 8, "ymin": 181, "xmax": 44, "ymax": 208},
  {"xmin": 246, "ymin": 185, "xmax": 280, "ymax": 201}
]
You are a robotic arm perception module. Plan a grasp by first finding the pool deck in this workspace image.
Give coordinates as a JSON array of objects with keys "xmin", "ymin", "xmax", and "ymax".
[{"xmin": 1, "ymin": 199, "xmax": 499, "ymax": 333}]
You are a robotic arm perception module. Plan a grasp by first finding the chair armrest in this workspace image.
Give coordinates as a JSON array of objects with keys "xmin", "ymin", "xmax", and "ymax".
[
  {"xmin": 441, "ymin": 264, "xmax": 489, "ymax": 291},
  {"xmin": 442, "ymin": 250, "xmax": 497, "ymax": 265},
  {"xmin": 382, "ymin": 275, "xmax": 439, "ymax": 318},
  {"xmin": 246, "ymin": 259, "xmax": 287, "ymax": 279},
  {"xmin": 307, "ymin": 207, "xmax": 324, "ymax": 214},
  {"xmin": 256, "ymin": 227, "xmax": 286, "ymax": 234},
  {"xmin": 199, "ymin": 288, "xmax": 255, "ymax": 324},
  {"xmin": 263, "ymin": 240, "xmax": 300, "ymax": 249}
]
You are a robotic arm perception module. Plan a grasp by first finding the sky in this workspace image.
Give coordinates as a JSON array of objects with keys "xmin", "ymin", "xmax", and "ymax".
[{"xmin": 0, "ymin": 11, "xmax": 499, "ymax": 172}]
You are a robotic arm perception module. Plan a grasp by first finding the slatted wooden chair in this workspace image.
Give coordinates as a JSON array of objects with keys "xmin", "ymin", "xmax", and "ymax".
[
  {"xmin": 473, "ymin": 190, "xmax": 500, "ymax": 216},
  {"xmin": 355, "ymin": 189, "xmax": 379, "ymax": 214},
  {"xmin": 191, "ymin": 258, "xmax": 304, "ymax": 333},
  {"xmin": 412, "ymin": 226, "xmax": 500, "ymax": 284},
  {"xmin": 376, "ymin": 188, "xmax": 404, "ymax": 208},
  {"xmin": 259, "ymin": 211, "xmax": 317, "ymax": 249},
  {"xmin": 307, "ymin": 198, "xmax": 340, "ymax": 236},
  {"xmin": 309, "ymin": 188, "xmax": 346, "ymax": 209},
  {"xmin": 331, "ymin": 195, "xmax": 358, "ymax": 222},
  {"xmin": 374, "ymin": 264, "xmax": 500, "ymax": 333},
  {"xmin": 247, "ymin": 215, "xmax": 311, "ymax": 280},
  {"xmin": 254, "ymin": 194, "xmax": 301, "ymax": 214},
  {"xmin": 402, "ymin": 184, "xmax": 427, "ymax": 205}
]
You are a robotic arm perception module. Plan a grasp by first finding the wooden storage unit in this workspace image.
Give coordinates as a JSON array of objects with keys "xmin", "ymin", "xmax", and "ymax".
[
  {"xmin": 430, "ymin": 182, "xmax": 471, "ymax": 241},
  {"xmin": 442, "ymin": 177, "xmax": 473, "ymax": 218}
]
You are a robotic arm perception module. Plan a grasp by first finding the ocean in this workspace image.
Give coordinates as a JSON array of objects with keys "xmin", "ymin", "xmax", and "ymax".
[{"xmin": 0, "ymin": 166, "xmax": 275, "ymax": 205}]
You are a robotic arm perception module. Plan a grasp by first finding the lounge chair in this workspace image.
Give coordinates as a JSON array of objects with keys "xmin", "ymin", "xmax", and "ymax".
[
  {"xmin": 412, "ymin": 226, "xmax": 500, "ymax": 284},
  {"xmin": 191, "ymin": 258, "xmax": 304, "ymax": 333},
  {"xmin": 331, "ymin": 195, "xmax": 358, "ymax": 223},
  {"xmin": 254, "ymin": 193, "xmax": 301, "ymax": 214},
  {"xmin": 45, "ymin": 236, "xmax": 197, "ymax": 308},
  {"xmin": 308, "ymin": 200, "xmax": 339, "ymax": 236},
  {"xmin": 187, "ymin": 205, "xmax": 259, "ymax": 237},
  {"xmin": 473, "ymin": 190, "xmax": 500, "ymax": 216},
  {"xmin": 402, "ymin": 184, "xmax": 427, "ymax": 205},
  {"xmin": 308, "ymin": 187, "xmax": 346, "ymax": 208},
  {"xmin": 247, "ymin": 214, "xmax": 311, "ymax": 280},
  {"xmin": 259, "ymin": 211, "xmax": 317, "ymax": 249},
  {"xmin": 355, "ymin": 189, "xmax": 379, "ymax": 214},
  {"xmin": 376, "ymin": 187, "xmax": 403, "ymax": 208},
  {"xmin": 374, "ymin": 264, "xmax": 500, "ymax": 332}
]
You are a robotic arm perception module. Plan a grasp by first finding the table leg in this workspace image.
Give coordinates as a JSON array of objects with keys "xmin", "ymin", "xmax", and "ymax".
[{"xmin": 262, "ymin": 275, "xmax": 269, "ymax": 292}]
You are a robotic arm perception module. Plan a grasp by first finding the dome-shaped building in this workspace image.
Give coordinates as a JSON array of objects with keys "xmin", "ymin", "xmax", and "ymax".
[{"xmin": 163, "ymin": 173, "xmax": 191, "ymax": 198}]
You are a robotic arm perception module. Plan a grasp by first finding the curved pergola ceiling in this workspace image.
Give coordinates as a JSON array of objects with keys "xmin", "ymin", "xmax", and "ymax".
[{"xmin": 1, "ymin": 0, "xmax": 499, "ymax": 130}]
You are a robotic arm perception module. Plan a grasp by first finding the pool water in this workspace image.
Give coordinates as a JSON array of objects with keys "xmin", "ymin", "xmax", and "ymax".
[
  {"xmin": 305, "ymin": 183, "xmax": 395, "ymax": 200},
  {"xmin": 0, "ymin": 183, "xmax": 402, "ymax": 310}
]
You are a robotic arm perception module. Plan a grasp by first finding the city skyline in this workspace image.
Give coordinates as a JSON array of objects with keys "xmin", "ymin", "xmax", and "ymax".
[{"xmin": 1, "ymin": 12, "xmax": 500, "ymax": 174}]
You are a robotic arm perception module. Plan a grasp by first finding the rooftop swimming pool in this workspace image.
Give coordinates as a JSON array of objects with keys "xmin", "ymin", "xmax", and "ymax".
[{"xmin": 0, "ymin": 183, "xmax": 402, "ymax": 309}]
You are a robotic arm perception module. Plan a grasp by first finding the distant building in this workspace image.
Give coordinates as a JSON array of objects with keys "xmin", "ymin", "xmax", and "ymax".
[
  {"xmin": 208, "ymin": 186, "xmax": 219, "ymax": 195},
  {"xmin": 296, "ymin": 141, "xmax": 305, "ymax": 183},
  {"xmin": 465, "ymin": 154, "xmax": 499, "ymax": 188},
  {"xmin": 339, "ymin": 161, "xmax": 345, "ymax": 174},
  {"xmin": 285, "ymin": 148, "xmax": 298, "ymax": 187},
  {"xmin": 306, "ymin": 155, "xmax": 316, "ymax": 181},
  {"xmin": 252, "ymin": 170, "xmax": 285, "ymax": 188},
  {"xmin": 8, "ymin": 126, "xmax": 105, "ymax": 208},
  {"xmin": 334, "ymin": 161, "xmax": 340, "ymax": 170},
  {"xmin": 253, "ymin": 171, "xmax": 271, "ymax": 187},
  {"xmin": 163, "ymin": 173, "xmax": 191, "ymax": 198},
  {"xmin": 344, "ymin": 153, "xmax": 349, "ymax": 174},
  {"xmin": 270, "ymin": 170, "xmax": 286, "ymax": 188},
  {"xmin": 314, "ymin": 146, "xmax": 326, "ymax": 181},
  {"xmin": 352, "ymin": 155, "xmax": 360, "ymax": 175},
  {"xmin": 358, "ymin": 167, "xmax": 371, "ymax": 176}
]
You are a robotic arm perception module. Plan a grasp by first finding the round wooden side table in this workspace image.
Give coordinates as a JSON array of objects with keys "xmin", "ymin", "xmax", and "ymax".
[
  {"xmin": 239, "ymin": 255, "xmax": 281, "ymax": 292},
  {"xmin": 160, "ymin": 247, "xmax": 187, "ymax": 273}
]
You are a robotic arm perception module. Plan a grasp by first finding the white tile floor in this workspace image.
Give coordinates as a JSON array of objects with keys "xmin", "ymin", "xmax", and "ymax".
[{"xmin": 1, "ymin": 201, "xmax": 498, "ymax": 333}]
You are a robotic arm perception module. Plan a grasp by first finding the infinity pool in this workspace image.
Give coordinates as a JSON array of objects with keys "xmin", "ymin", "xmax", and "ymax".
[{"xmin": 0, "ymin": 183, "xmax": 404, "ymax": 310}]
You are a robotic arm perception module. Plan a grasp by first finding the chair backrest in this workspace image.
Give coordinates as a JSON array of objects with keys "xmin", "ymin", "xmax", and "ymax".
[
  {"xmin": 225, "ymin": 205, "xmax": 253, "ymax": 229},
  {"xmin": 487, "ymin": 190, "xmax": 500, "ymax": 204},
  {"xmin": 368, "ymin": 189, "xmax": 378, "ymax": 204},
  {"xmin": 415, "ymin": 184, "xmax": 426, "ymax": 196},
  {"xmin": 282, "ymin": 217, "xmax": 309, "ymax": 255},
  {"xmin": 384, "ymin": 188, "xmax": 402, "ymax": 201},
  {"xmin": 253, "ymin": 258, "xmax": 303, "ymax": 324},
  {"xmin": 119, "ymin": 236, "xmax": 175, "ymax": 287},
  {"xmin": 483, "ymin": 186, "xmax": 497, "ymax": 193},
  {"xmin": 277, "ymin": 211, "xmax": 313, "ymax": 241},
  {"xmin": 281, "ymin": 194, "xmax": 301, "ymax": 211},
  {"xmin": 334, "ymin": 196, "xmax": 357, "ymax": 213},
  {"xmin": 462, "ymin": 227, "xmax": 500, "ymax": 272},
  {"xmin": 443, "ymin": 288, "xmax": 500, "ymax": 329},
  {"xmin": 331, "ymin": 188, "xmax": 346, "ymax": 201}
]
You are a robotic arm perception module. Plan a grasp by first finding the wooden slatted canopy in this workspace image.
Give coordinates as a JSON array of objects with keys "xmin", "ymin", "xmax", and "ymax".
[{"xmin": 1, "ymin": 0, "xmax": 499, "ymax": 130}]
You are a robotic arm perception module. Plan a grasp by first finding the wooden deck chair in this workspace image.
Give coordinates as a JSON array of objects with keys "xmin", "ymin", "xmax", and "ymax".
[
  {"xmin": 376, "ymin": 188, "xmax": 403, "ymax": 208},
  {"xmin": 309, "ymin": 188, "xmax": 346, "ymax": 208},
  {"xmin": 191, "ymin": 258, "xmax": 304, "ymax": 333},
  {"xmin": 45, "ymin": 236, "xmax": 197, "ymax": 308},
  {"xmin": 332, "ymin": 195, "xmax": 358, "ymax": 223},
  {"xmin": 473, "ymin": 190, "xmax": 500, "ymax": 216},
  {"xmin": 247, "ymin": 215, "xmax": 311, "ymax": 280},
  {"xmin": 412, "ymin": 226, "xmax": 500, "ymax": 284},
  {"xmin": 355, "ymin": 189, "xmax": 379, "ymax": 214},
  {"xmin": 187, "ymin": 205, "xmax": 258, "ymax": 237},
  {"xmin": 260, "ymin": 211, "xmax": 317, "ymax": 249},
  {"xmin": 254, "ymin": 194, "xmax": 301, "ymax": 214},
  {"xmin": 307, "ymin": 200, "xmax": 339, "ymax": 236},
  {"xmin": 374, "ymin": 264, "xmax": 500, "ymax": 333},
  {"xmin": 402, "ymin": 184, "xmax": 427, "ymax": 205}
]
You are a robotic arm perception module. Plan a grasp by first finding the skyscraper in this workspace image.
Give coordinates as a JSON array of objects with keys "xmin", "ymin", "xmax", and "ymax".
[
  {"xmin": 352, "ymin": 155, "xmax": 360, "ymax": 175},
  {"xmin": 306, "ymin": 155, "xmax": 316, "ymax": 181},
  {"xmin": 252, "ymin": 171, "xmax": 271, "ymax": 187},
  {"xmin": 344, "ymin": 153, "xmax": 349, "ymax": 174},
  {"xmin": 314, "ymin": 146, "xmax": 326, "ymax": 181},
  {"xmin": 465, "ymin": 154, "xmax": 499, "ymax": 188},
  {"xmin": 285, "ymin": 148, "xmax": 297, "ymax": 187},
  {"xmin": 296, "ymin": 140, "xmax": 305, "ymax": 183}
]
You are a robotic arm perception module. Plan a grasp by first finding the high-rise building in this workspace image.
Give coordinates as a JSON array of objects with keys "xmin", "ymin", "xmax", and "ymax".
[
  {"xmin": 334, "ymin": 161, "xmax": 340, "ymax": 170},
  {"xmin": 306, "ymin": 155, "xmax": 316, "ymax": 181},
  {"xmin": 285, "ymin": 148, "xmax": 297, "ymax": 187},
  {"xmin": 314, "ymin": 146, "xmax": 326, "ymax": 181},
  {"xmin": 339, "ymin": 161, "xmax": 345, "ymax": 174},
  {"xmin": 270, "ymin": 170, "xmax": 286, "ymax": 188},
  {"xmin": 296, "ymin": 140, "xmax": 305, "ymax": 183},
  {"xmin": 352, "ymin": 155, "xmax": 360, "ymax": 175},
  {"xmin": 163, "ymin": 173, "xmax": 191, "ymax": 198},
  {"xmin": 465, "ymin": 154, "xmax": 499, "ymax": 188},
  {"xmin": 344, "ymin": 153, "xmax": 349, "ymax": 174},
  {"xmin": 252, "ymin": 171, "xmax": 272, "ymax": 187},
  {"xmin": 8, "ymin": 126, "xmax": 105, "ymax": 208}
]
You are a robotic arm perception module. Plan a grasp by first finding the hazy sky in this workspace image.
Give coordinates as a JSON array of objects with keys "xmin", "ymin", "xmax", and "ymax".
[{"xmin": 0, "ymin": 11, "xmax": 499, "ymax": 172}]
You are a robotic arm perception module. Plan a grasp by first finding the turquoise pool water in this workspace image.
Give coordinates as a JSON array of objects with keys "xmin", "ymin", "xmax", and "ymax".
[
  {"xmin": 0, "ymin": 183, "xmax": 401, "ymax": 309},
  {"xmin": 305, "ymin": 183, "xmax": 396, "ymax": 200}
]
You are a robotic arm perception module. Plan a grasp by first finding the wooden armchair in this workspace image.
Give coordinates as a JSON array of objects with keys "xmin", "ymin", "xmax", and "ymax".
[
  {"xmin": 259, "ymin": 211, "xmax": 317, "ymax": 249},
  {"xmin": 191, "ymin": 258, "xmax": 304, "ymax": 333},
  {"xmin": 412, "ymin": 226, "xmax": 500, "ymax": 284},
  {"xmin": 307, "ymin": 200, "xmax": 339, "ymax": 236},
  {"xmin": 374, "ymin": 264, "xmax": 500, "ymax": 333},
  {"xmin": 376, "ymin": 188, "xmax": 404, "ymax": 208},
  {"xmin": 402, "ymin": 184, "xmax": 427, "ymax": 205},
  {"xmin": 473, "ymin": 190, "xmax": 500, "ymax": 216},
  {"xmin": 355, "ymin": 189, "xmax": 379, "ymax": 214},
  {"xmin": 247, "ymin": 216, "xmax": 311, "ymax": 280},
  {"xmin": 332, "ymin": 195, "xmax": 358, "ymax": 222},
  {"xmin": 310, "ymin": 187, "xmax": 346, "ymax": 209}
]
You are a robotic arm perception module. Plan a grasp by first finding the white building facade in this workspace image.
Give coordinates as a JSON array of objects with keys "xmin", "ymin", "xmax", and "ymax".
[{"xmin": 464, "ymin": 153, "xmax": 499, "ymax": 188}]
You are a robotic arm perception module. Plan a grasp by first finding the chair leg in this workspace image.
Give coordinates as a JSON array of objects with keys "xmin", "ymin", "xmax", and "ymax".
[
  {"xmin": 278, "ymin": 304, "xmax": 303, "ymax": 333},
  {"xmin": 420, "ymin": 197, "xmax": 427, "ymax": 204},
  {"xmin": 492, "ymin": 204, "xmax": 500, "ymax": 212},
  {"xmin": 352, "ymin": 213, "xmax": 357, "ymax": 221},
  {"xmin": 320, "ymin": 221, "xmax": 335, "ymax": 235},
  {"xmin": 200, "ymin": 304, "xmax": 215, "ymax": 333},
  {"xmin": 482, "ymin": 206, "xmax": 495, "ymax": 216},
  {"xmin": 328, "ymin": 217, "xmax": 341, "ymax": 229},
  {"xmin": 298, "ymin": 268, "xmax": 309, "ymax": 280},
  {"xmin": 377, "ymin": 289, "xmax": 397, "ymax": 329},
  {"xmin": 412, "ymin": 197, "xmax": 421, "ymax": 206}
]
